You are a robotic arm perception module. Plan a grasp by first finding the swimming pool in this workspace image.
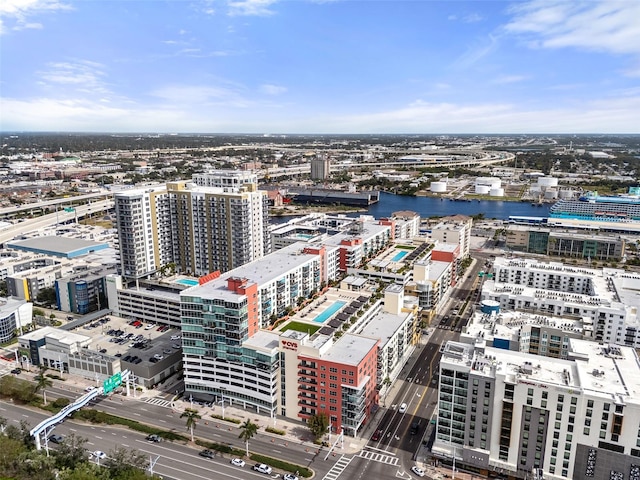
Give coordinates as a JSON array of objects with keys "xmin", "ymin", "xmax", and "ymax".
[
  {"xmin": 392, "ymin": 250, "xmax": 409, "ymax": 261},
  {"xmin": 176, "ymin": 278, "xmax": 199, "ymax": 286},
  {"xmin": 313, "ymin": 300, "xmax": 347, "ymax": 323}
]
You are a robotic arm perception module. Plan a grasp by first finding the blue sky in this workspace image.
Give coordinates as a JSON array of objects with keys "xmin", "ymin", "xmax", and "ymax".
[{"xmin": 1, "ymin": 0, "xmax": 639, "ymax": 134}]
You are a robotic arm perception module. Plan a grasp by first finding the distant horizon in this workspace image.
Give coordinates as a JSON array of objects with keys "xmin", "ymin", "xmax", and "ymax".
[
  {"xmin": 2, "ymin": 1, "xmax": 639, "ymax": 134},
  {"xmin": 2, "ymin": 131, "xmax": 639, "ymax": 137}
]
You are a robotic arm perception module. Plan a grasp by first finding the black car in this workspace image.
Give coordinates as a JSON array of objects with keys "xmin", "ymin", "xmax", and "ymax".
[
  {"xmin": 199, "ymin": 450, "xmax": 215, "ymax": 459},
  {"xmin": 11, "ymin": 368, "xmax": 21, "ymax": 374}
]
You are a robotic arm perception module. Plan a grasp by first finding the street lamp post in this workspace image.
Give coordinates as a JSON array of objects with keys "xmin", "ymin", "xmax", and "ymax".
[{"xmin": 217, "ymin": 394, "xmax": 226, "ymax": 419}]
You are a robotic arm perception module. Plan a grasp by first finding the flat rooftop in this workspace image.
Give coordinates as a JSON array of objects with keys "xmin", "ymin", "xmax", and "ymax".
[
  {"xmin": 322, "ymin": 333, "xmax": 378, "ymax": 366},
  {"xmin": 182, "ymin": 243, "xmax": 319, "ymax": 302},
  {"xmin": 8, "ymin": 236, "xmax": 109, "ymax": 258},
  {"xmin": 441, "ymin": 339, "xmax": 640, "ymax": 404}
]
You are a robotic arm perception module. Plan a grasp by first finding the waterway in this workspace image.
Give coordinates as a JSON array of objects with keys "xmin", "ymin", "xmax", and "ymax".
[
  {"xmin": 366, "ymin": 192, "xmax": 551, "ymax": 220},
  {"xmin": 271, "ymin": 192, "xmax": 551, "ymax": 224}
]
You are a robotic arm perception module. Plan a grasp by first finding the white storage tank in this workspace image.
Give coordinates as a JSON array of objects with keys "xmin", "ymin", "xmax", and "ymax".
[
  {"xmin": 476, "ymin": 176, "xmax": 501, "ymax": 189},
  {"xmin": 430, "ymin": 181, "xmax": 447, "ymax": 193},
  {"xmin": 538, "ymin": 176, "xmax": 559, "ymax": 188},
  {"xmin": 475, "ymin": 185, "xmax": 491, "ymax": 195},
  {"xmin": 490, "ymin": 187, "xmax": 504, "ymax": 197}
]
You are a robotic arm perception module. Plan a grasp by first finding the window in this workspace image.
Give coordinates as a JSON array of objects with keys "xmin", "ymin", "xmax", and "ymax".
[
  {"xmin": 584, "ymin": 427, "xmax": 590, "ymax": 435},
  {"xmin": 604, "ymin": 403, "xmax": 610, "ymax": 411},
  {"xmin": 587, "ymin": 400, "xmax": 594, "ymax": 408}
]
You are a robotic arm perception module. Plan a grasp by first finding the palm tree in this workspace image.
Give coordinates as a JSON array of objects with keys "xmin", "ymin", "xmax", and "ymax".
[
  {"xmin": 34, "ymin": 366, "xmax": 53, "ymax": 405},
  {"xmin": 180, "ymin": 408, "xmax": 201, "ymax": 442},
  {"xmin": 238, "ymin": 419, "xmax": 259, "ymax": 457},
  {"xmin": 381, "ymin": 376, "xmax": 392, "ymax": 407}
]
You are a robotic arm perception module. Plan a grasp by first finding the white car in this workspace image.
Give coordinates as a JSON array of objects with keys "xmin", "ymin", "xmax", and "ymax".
[
  {"xmin": 85, "ymin": 386, "xmax": 96, "ymax": 393},
  {"xmin": 398, "ymin": 402, "xmax": 408, "ymax": 414},
  {"xmin": 283, "ymin": 475, "xmax": 299, "ymax": 480},
  {"xmin": 231, "ymin": 458, "xmax": 245, "ymax": 467},
  {"xmin": 144, "ymin": 324, "xmax": 154, "ymax": 330},
  {"xmin": 92, "ymin": 450, "xmax": 107, "ymax": 460},
  {"xmin": 411, "ymin": 466, "xmax": 425, "ymax": 477},
  {"xmin": 253, "ymin": 464, "xmax": 272, "ymax": 474},
  {"xmin": 171, "ymin": 335, "xmax": 181, "ymax": 340}
]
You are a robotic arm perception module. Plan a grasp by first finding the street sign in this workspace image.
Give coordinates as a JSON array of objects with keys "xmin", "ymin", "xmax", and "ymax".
[
  {"xmin": 64, "ymin": 207, "xmax": 75, "ymax": 212},
  {"xmin": 103, "ymin": 372, "xmax": 122, "ymax": 394}
]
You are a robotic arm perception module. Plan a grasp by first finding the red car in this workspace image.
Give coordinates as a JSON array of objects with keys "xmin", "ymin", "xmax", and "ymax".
[{"xmin": 371, "ymin": 429, "xmax": 383, "ymax": 441}]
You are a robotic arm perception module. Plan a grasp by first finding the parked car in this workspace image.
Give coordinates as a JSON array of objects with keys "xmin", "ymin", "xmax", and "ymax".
[
  {"xmin": 253, "ymin": 464, "xmax": 272, "ymax": 474},
  {"xmin": 199, "ymin": 450, "xmax": 215, "ymax": 459},
  {"xmin": 283, "ymin": 474, "xmax": 299, "ymax": 480},
  {"xmin": 10, "ymin": 368, "xmax": 21, "ymax": 374},
  {"xmin": 48, "ymin": 434, "xmax": 64, "ymax": 444},
  {"xmin": 230, "ymin": 458, "xmax": 245, "ymax": 467}
]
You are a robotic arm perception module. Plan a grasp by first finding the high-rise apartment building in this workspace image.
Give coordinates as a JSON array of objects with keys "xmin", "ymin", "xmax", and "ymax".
[
  {"xmin": 113, "ymin": 185, "xmax": 172, "ymax": 279},
  {"xmin": 310, "ymin": 155, "xmax": 331, "ymax": 181},
  {"xmin": 113, "ymin": 171, "xmax": 270, "ymax": 279},
  {"xmin": 433, "ymin": 339, "xmax": 640, "ymax": 480}
]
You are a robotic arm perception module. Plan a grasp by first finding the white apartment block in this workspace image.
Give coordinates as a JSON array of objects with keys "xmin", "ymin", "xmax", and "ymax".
[
  {"xmin": 462, "ymin": 306, "xmax": 592, "ymax": 359},
  {"xmin": 114, "ymin": 185, "xmax": 171, "ymax": 279},
  {"xmin": 406, "ymin": 258, "xmax": 454, "ymax": 315},
  {"xmin": 113, "ymin": 171, "xmax": 270, "ymax": 280},
  {"xmin": 430, "ymin": 215, "xmax": 472, "ymax": 258},
  {"xmin": 433, "ymin": 339, "xmax": 640, "ymax": 480},
  {"xmin": 483, "ymin": 257, "xmax": 640, "ymax": 348},
  {"xmin": 192, "ymin": 170, "xmax": 259, "ymax": 189},
  {"xmin": 381, "ymin": 210, "xmax": 421, "ymax": 239}
]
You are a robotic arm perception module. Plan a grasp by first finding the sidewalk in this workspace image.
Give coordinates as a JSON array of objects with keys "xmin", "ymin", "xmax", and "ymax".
[{"xmin": 168, "ymin": 396, "xmax": 369, "ymax": 455}]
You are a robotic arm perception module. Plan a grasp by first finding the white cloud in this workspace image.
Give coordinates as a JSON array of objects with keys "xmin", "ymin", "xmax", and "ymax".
[
  {"xmin": 452, "ymin": 33, "xmax": 500, "ymax": 69},
  {"xmin": 4, "ymin": 92, "xmax": 638, "ymax": 134},
  {"xmin": 0, "ymin": 0, "xmax": 71, "ymax": 34},
  {"xmin": 150, "ymin": 84, "xmax": 252, "ymax": 108},
  {"xmin": 463, "ymin": 13, "xmax": 484, "ymax": 24},
  {"xmin": 37, "ymin": 60, "xmax": 110, "ymax": 95},
  {"xmin": 227, "ymin": 0, "xmax": 277, "ymax": 17},
  {"xmin": 505, "ymin": 0, "xmax": 640, "ymax": 56},
  {"xmin": 492, "ymin": 75, "xmax": 528, "ymax": 85},
  {"xmin": 260, "ymin": 84, "xmax": 287, "ymax": 95}
]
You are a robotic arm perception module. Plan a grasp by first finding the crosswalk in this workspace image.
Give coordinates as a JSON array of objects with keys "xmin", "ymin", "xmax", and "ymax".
[
  {"xmin": 142, "ymin": 397, "xmax": 173, "ymax": 408},
  {"xmin": 321, "ymin": 455, "xmax": 353, "ymax": 480},
  {"xmin": 358, "ymin": 449, "xmax": 399, "ymax": 466}
]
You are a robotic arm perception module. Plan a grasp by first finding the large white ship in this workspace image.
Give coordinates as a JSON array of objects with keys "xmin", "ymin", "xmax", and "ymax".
[{"xmin": 549, "ymin": 189, "xmax": 640, "ymax": 222}]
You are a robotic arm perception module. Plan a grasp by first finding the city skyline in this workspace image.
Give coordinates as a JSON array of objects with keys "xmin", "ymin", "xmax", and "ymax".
[{"xmin": 1, "ymin": 0, "xmax": 639, "ymax": 134}]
